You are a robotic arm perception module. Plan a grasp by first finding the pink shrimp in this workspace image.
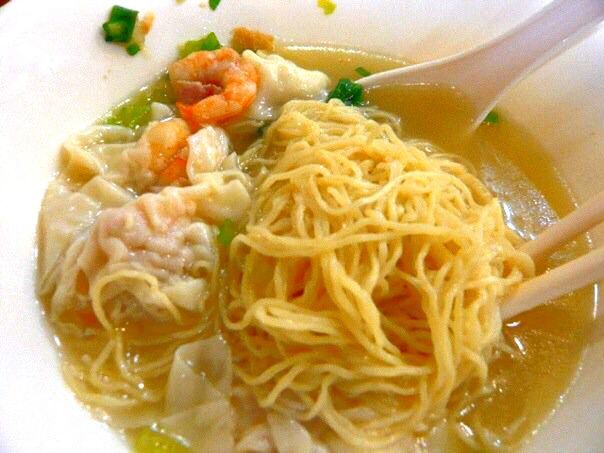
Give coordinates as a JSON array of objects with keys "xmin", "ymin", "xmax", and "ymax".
[
  {"xmin": 168, "ymin": 48, "xmax": 259, "ymax": 131},
  {"xmin": 143, "ymin": 118, "xmax": 190, "ymax": 174}
]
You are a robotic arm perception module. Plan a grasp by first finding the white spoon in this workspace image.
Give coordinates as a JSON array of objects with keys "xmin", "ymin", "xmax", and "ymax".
[{"xmin": 357, "ymin": 0, "xmax": 604, "ymax": 131}]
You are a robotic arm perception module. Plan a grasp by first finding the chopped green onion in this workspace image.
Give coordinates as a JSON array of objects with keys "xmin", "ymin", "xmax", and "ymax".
[
  {"xmin": 103, "ymin": 5, "xmax": 138, "ymax": 43},
  {"xmin": 103, "ymin": 75, "xmax": 174, "ymax": 130},
  {"xmin": 105, "ymin": 101, "xmax": 151, "ymax": 129},
  {"xmin": 317, "ymin": 0, "xmax": 336, "ymax": 15},
  {"xmin": 126, "ymin": 43, "xmax": 141, "ymax": 56},
  {"xmin": 109, "ymin": 5, "xmax": 139, "ymax": 24},
  {"xmin": 217, "ymin": 219, "xmax": 237, "ymax": 246},
  {"xmin": 483, "ymin": 110, "xmax": 500, "ymax": 125},
  {"xmin": 179, "ymin": 32, "xmax": 222, "ymax": 58},
  {"xmin": 134, "ymin": 427, "xmax": 189, "ymax": 453},
  {"xmin": 355, "ymin": 66, "xmax": 371, "ymax": 77},
  {"xmin": 327, "ymin": 78, "xmax": 364, "ymax": 106},
  {"xmin": 103, "ymin": 21, "xmax": 128, "ymax": 42},
  {"xmin": 209, "ymin": 0, "xmax": 221, "ymax": 10}
]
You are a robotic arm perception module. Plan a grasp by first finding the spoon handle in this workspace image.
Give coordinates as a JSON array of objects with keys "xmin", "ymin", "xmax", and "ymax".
[
  {"xmin": 465, "ymin": 0, "xmax": 604, "ymax": 123},
  {"xmin": 358, "ymin": 0, "xmax": 604, "ymax": 126}
]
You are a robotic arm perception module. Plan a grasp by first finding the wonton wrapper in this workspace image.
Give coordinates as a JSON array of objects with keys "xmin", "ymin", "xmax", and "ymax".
[
  {"xmin": 242, "ymin": 50, "xmax": 330, "ymax": 120},
  {"xmin": 160, "ymin": 336, "xmax": 327, "ymax": 453},
  {"xmin": 61, "ymin": 125, "xmax": 136, "ymax": 183},
  {"xmin": 50, "ymin": 169, "xmax": 251, "ymax": 325},
  {"xmin": 38, "ymin": 177, "xmax": 133, "ymax": 298},
  {"xmin": 161, "ymin": 336, "xmax": 235, "ymax": 452},
  {"xmin": 186, "ymin": 126, "xmax": 230, "ymax": 184}
]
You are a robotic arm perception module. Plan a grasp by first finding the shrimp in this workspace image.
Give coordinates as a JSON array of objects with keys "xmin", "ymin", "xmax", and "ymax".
[
  {"xmin": 168, "ymin": 48, "xmax": 259, "ymax": 130},
  {"xmin": 123, "ymin": 118, "xmax": 191, "ymax": 190},
  {"xmin": 143, "ymin": 118, "xmax": 190, "ymax": 173}
]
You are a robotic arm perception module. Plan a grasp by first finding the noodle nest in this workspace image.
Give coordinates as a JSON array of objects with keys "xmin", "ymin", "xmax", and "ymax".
[{"xmin": 223, "ymin": 99, "xmax": 534, "ymax": 448}]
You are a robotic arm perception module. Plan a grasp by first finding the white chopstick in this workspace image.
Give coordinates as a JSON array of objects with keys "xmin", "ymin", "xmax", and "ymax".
[
  {"xmin": 502, "ymin": 190, "xmax": 604, "ymax": 320},
  {"xmin": 520, "ymin": 190, "xmax": 604, "ymax": 264},
  {"xmin": 502, "ymin": 245, "xmax": 604, "ymax": 320}
]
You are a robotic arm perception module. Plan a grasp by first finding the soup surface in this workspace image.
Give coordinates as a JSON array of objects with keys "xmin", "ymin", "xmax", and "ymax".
[{"xmin": 38, "ymin": 42, "xmax": 595, "ymax": 452}]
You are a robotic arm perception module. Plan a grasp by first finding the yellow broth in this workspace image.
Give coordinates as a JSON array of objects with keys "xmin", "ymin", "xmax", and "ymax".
[{"xmin": 64, "ymin": 44, "xmax": 597, "ymax": 451}]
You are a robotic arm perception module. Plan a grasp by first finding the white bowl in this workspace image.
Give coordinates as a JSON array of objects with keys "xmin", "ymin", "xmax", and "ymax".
[{"xmin": 0, "ymin": 1, "xmax": 602, "ymax": 452}]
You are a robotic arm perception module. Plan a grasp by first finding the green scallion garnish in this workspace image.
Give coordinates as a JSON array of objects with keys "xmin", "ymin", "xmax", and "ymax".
[
  {"xmin": 103, "ymin": 21, "xmax": 127, "ymax": 42},
  {"xmin": 217, "ymin": 219, "xmax": 237, "ymax": 246},
  {"xmin": 209, "ymin": 0, "xmax": 221, "ymax": 10},
  {"xmin": 126, "ymin": 43, "xmax": 141, "ymax": 56},
  {"xmin": 483, "ymin": 110, "xmax": 500, "ymax": 125},
  {"xmin": 355, "ymin": 66, "xmax": 371, "ymax": 77},
  {"xmin": 102, "ymin": 5, "xmax": 138, "ymax": 43},
  {"xmin": 105, "ymin": 101, "xmax": 151, "ymax": 129},
  {"xmin": 179, "ymin": 32, "xmax": 222, "ymax": 58},
  {"xmin": 327, "ymin": 78, "xmax": 364, "ymax": 106}
]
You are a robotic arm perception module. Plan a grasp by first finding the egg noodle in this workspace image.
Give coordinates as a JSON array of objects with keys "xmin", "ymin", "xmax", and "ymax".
[
  {"xmin": 223, "ymin": 99, "xmax": 534, "ymax": 448},
  {"xmin": 41, "ymin": 98, "xmax": 535, "ymax": 450}
]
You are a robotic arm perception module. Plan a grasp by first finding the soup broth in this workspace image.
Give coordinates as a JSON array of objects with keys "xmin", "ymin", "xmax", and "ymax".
[{"xmin": 41, "ymin": 44, "xmax": 596, "ymax": 452}]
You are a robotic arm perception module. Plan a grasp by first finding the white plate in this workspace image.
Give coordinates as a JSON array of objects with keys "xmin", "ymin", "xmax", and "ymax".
[{"xmin": 0, "ymin": 1, "xmax": 602, "ymax": 452}]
